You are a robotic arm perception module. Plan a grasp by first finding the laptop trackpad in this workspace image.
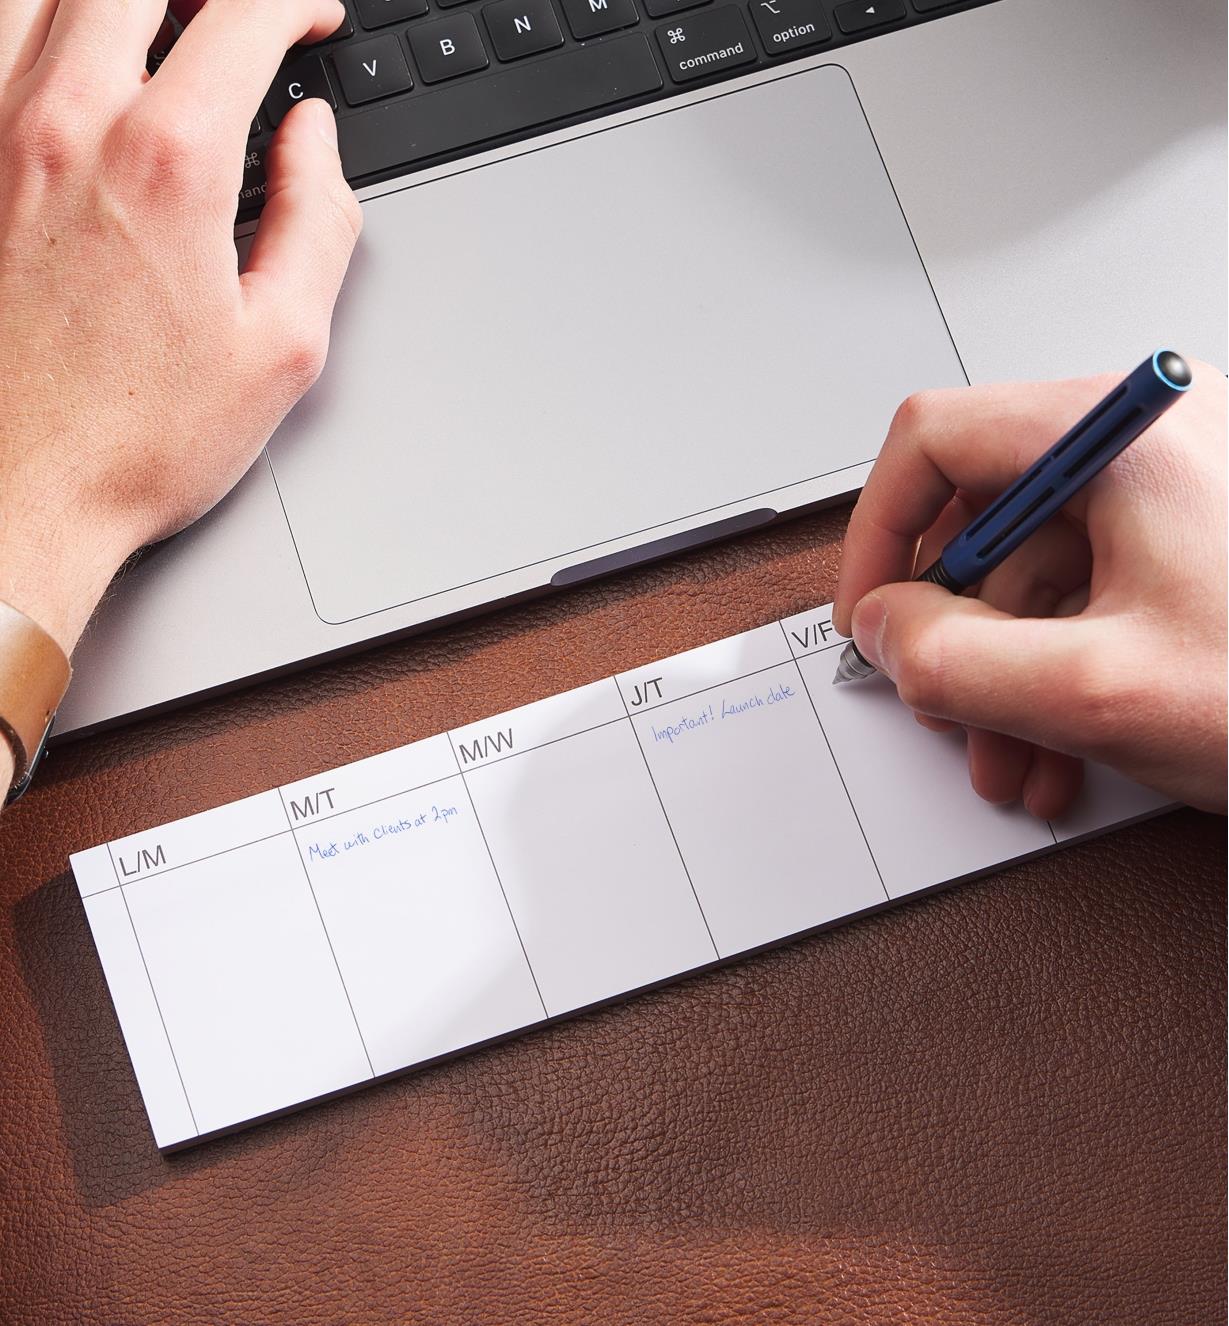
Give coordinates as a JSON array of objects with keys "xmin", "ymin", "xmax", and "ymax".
[{"xmin": 267, "ymin": 63, "xmax": 962, "ymax": 625}]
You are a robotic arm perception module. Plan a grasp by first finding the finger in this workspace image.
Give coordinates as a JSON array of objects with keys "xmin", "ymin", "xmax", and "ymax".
[
  {"xmin": 240, "ymin": 98, "xmax": 361, "ymax": 338},
  {"xmin": 966, "ymin": 726, "xmax": 1033, "ymax": 805},
  {"xmin": 1022, "ymin": 746, "xmax": 1084, "ymax": 820},
  {"xmin": 849, "ymin": 582, "xmax": 1110, "ymax": 754},
  {"xmin": 886, "ymin": 490, "xmax": 976, "ymax": 735},
  {"xmin": 833, "ymin": 374, "xmax": 1119, "ymax": 634},
  {"xmin": 29, "ymin": 0, "xmax": 167, "ymax": 86},
  {"xmin": 915, "ymin": 712, "xmax": 956, "ymax": 734},
  {"xmin": 0, "ymin": 0, "xmax": 59, "ymax": 87},
  {"xmin": 911, "ymin": 490, "xmax": 982, "ymax": 579},
  {"xmin": 1054, "ymin": 584, "xmax": 1090, "ymax": 619},
  {"xmin": 974, "ymin": 515, "xmax": 1091, "ymax": 620},
  {"xmin": 148, "ymin": 0, "xmax": 344, "ymax": 143}
]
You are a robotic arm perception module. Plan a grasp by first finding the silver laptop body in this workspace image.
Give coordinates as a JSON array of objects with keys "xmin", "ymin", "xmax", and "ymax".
[{"xmin": 60, "ymin": 0, "xmax": 1227, "ymax": 737}]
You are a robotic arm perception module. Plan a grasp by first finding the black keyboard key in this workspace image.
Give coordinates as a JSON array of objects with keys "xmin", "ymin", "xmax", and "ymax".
[
  {"xmin": 484, "ymin": 0, "xmax": 565, "ymax": 60},
  {"xmin": 339, "ymin": 34, "xmax": 662, "ymax": 178},
  {"xmin": 334, "ymin": 34, "xmax": 413, "ymax": 103},
  {"xmin": 833, "ymin": 0, "xmax": 904, "ymax": 34},
  {"xmin": 264, "ymin": 54, "xmax": 337, "ymax": 127},
  {"xmin": 657, "ymin": 6, "xmax": 755, "ymax": 81},
  {"xmin": 749, "ymin": 0, "xmax": 829, "ymax": 53},
  {"xmin": 354, "ymin": 0, "xmax": 427, "ymax": 26},
  {"xmin": 304, "ymin": 8, "xmax": 355, "ymax": 44},
  {"xmin": 912, "ymin": 0, "xmax": 959, "ymax": 8},
  {"xmin": 409, "ymin": 14, "xmax": 490, "ymax": 82},
  {"xmin": 560, "ymin": 0, "xmax": 638, "ymax": 38},
  {"xmin": 239, "ymin": 142, "xmax": 268, "ymax": 213},
  {"xmin": 643, "ymin": 0, "xmax": 708, "ymax": 18},
  {"xmin": 147, "ymin": 16, "xmax": 176, "ymax": 75}
]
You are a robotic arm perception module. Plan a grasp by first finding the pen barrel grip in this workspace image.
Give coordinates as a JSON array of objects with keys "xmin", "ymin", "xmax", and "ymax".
[
  {"xmin": 938, "ymin": 351, "xmax": 1190, "ymax": 588},
  {"xmin": 917, "ymin": 557, "xmax": 966, "ymax": 594}
]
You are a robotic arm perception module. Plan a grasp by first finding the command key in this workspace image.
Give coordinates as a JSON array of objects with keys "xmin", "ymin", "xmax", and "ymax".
[{"xmin": 657, "ymin": 7, "xmax": 757, "ymax": 82}]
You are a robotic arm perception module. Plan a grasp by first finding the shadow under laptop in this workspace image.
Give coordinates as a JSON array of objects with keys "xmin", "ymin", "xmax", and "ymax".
[{"xmin": 35, "ymin": 505, "xmax": 847, "ymax": 813}]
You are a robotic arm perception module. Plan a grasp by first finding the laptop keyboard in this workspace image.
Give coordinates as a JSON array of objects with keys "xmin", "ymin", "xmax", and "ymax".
[{"xmin": 195, "ymin": 0, "xmax": 996, "ymax": 218}]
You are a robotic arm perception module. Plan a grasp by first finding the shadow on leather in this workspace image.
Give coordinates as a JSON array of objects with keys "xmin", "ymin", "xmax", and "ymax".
[{"xmin": 11, "ymin": 870, "xmax": 346, "ymax": 1207}]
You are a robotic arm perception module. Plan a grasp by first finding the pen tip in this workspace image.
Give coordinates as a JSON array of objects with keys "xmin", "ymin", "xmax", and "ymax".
[{"xmin": 832, "ymin": 642, "xmax": 877, "ymax": 685}]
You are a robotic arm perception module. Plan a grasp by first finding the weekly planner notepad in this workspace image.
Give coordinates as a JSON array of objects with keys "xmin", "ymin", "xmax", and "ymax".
[{"xmin": 71, "ymin": 603, "xmax": 1169, "ymax": 1150}]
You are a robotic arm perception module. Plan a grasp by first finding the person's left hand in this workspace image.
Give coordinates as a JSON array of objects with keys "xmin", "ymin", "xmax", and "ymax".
[{"xmin": 0, "ymin": 0, "xmax": 361, "ymax": 657}]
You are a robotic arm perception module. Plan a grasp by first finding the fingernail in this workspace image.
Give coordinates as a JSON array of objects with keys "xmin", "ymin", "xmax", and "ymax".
[
  {"xmin": 851, "ymin": 593, "xmax": 889, "ymax": 674},
  {"xmin": 312, "ymin": 100, "xmax": 338, "ymax": 146}
]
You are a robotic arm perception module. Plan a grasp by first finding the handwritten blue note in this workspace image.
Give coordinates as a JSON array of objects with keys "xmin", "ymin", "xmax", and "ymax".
[
  {"xmin": 651, "ymin": 682, "xmax": 797, "ymax": 746},
  {"xmin": 306, "ymin": 802, "xmax": 460, "ymax": 862}
]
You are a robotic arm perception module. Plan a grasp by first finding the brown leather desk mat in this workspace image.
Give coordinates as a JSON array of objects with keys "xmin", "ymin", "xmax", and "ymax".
[{"xmin": 1, "ymin": 508, "xmax": 1224, "ymax": 1325}]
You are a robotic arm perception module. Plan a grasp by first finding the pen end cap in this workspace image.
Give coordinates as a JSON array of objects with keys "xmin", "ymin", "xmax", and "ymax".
[{"xmin": 1154, "ymin": 350, "xmax": 1192, "ymax": 391}]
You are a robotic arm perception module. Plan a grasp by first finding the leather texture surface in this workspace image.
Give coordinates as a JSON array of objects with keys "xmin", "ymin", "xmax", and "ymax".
[{"xmin": 1, "ymin": 507, "xmax": 1224, "ymax": 1325}]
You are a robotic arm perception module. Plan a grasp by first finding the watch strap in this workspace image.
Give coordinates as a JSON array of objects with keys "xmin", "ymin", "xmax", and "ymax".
[{"xmin": 0, "ymin": 599, "xmax": 71, "ymax": 795}]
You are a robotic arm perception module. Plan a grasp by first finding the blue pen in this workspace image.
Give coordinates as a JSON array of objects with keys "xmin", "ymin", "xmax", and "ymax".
[{"xmin": 832, "ymin": 349, "xmax": 1193, "ymax": 685}]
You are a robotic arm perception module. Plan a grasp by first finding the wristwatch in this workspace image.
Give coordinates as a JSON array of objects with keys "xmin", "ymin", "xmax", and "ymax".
[{"xmin": 0, "ymin": 600, "xmax": 71, "ymax": 805}]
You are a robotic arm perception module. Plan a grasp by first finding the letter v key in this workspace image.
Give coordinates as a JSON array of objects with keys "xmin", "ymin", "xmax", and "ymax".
[{"xmin": 334, "ymin": 35, "xmax": 413, "ymax": 106}]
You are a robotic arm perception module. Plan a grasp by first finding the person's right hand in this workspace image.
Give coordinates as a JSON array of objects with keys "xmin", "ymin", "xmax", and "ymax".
[{"xmin": 833, "ymin": 363, "xmax": 1228, "ymax": 818}]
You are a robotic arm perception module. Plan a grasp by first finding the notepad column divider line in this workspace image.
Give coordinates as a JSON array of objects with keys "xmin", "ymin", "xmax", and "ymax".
[
  {"xmin": 780, "ymin": 624, "xmax": 891, "ymax": 902},
  {"xmin": 445, "ymin": 731, "xmax": 550, "ymax": 1020},
  {"xmin": 276, "ymin": 787, "xmax": 377, "ymax": 1078},
  {"xmin": 616, "ymin": 683, "xmax": 721, "ymax": 961},
  {"xmin": 105, "ymin": 842, "xmax": 200, "ymax": 1137}
]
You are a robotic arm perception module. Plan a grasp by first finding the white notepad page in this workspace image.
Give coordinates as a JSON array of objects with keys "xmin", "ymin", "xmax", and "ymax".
[{"xmin": 70, "ymin": 604, "xmax": 1170, "ymax": 1150}]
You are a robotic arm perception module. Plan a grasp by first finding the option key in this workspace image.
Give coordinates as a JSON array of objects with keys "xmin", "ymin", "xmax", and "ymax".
[{"xmin": 749, "ymin": 0, "xmax": 830, "ymax": 55}]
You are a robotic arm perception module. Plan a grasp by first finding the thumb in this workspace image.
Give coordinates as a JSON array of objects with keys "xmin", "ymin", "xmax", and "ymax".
[
  {"xmin": 240, "ymin": 99, "xmax": 362, "ymax": 343},
  {"xmin": 851, "ymin": 582, "xmax": 1101, "ymax": 754}
]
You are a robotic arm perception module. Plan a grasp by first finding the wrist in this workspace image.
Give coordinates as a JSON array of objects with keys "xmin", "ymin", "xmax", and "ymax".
[{"xmin": 0, "ymin": 488, "xmax": 135, "ymax": 656}]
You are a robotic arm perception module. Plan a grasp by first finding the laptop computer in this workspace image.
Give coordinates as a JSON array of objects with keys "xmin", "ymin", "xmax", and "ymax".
[{"xmin": 58, "ymin": 0, "xmax": 1227, "ymax": 738}]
